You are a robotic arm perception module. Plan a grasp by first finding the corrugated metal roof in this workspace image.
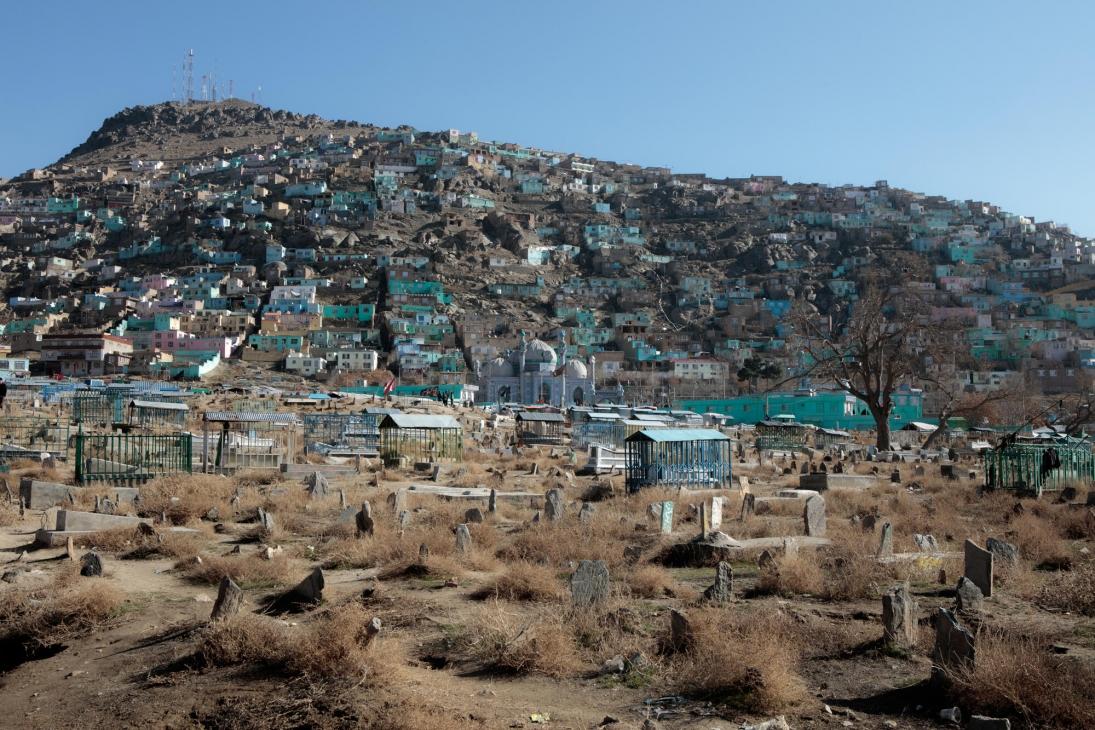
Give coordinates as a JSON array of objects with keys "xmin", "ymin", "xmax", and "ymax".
[
  {"xmin": 379, "ymin": 414, "xmax": 461, "ymax": 430},
  {"xmin": 516, "ymin": 411, "xmax": 566, "ymax": 423},
  {"xmin": 204, "ymin": 411, "xmax": 301, "ymax": 424},
  {"xmin": 626, "ymin": 428, "xmax": 729, "ymax": 443},
  {"xmin": 588, "ymin": 412, "xmax": 622, "ymax": 421},
  {"xmin": 633, "ymin": 413, "xmax": 674, "ymax": 422},
  {"xmin": 130, "ymin": 399, "xmax": 189, "ymax": 411}
]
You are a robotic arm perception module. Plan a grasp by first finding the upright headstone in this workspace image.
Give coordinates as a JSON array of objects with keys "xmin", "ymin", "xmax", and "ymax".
[
  {"xmin": 703, "ymin": 561, "xmax": 733, "ymax": 603},
  {"xmin": 569, "ymin": 559, "xmax": 610, "ymax": 606},
  {"xmin": 740, "ymin": 493, "xmax": 755, "ymax": 521},
  {"xmin": 356, "ymin": 502, "xmax": 375, "ymax": 537},
  {"xmin": 803, "ymin": 495, "xmax": 826, "ymax": 537},
  {"xmin": 257, "ymin": 508, "xmax": 276, "ymax": 533},
  {"xmin": 455, "ymin": 523, "xmax": 472, "ymax": 554},
  {"xmin": 932, "ymin": 608, "xmax": 976, "ymax": 681},
  {"xmin": 418, "ymin": 543, "xmax": 430, "ymax": 563},
  {"xmin": 210, "ymin": 576, "xmax": 244, "ymax": 622},
  {"xmin": 65, "ymin": 535, "xmax": 77, "ymax": 562},
  {"xmin": 488, "ymin": 488, "xmax": 497, "ymax": 513},
  {"xmin": 699, "ymin": 502, "xmax": 709, "ymax": 539},
  {"xmin": 338, "ymin": 489, "xmax": 348, "ymax": 510},
  {"xmin": 758, "ymin": 550, "xmax": 776, "ymax": 570},
  {"xmin": 877, "ymin": 522, "xmax": 894, "ymax": 558},
  {"xmin": 398, "ymin": 510, "xmax": 411, "ymax": 531},
  {"xmin": 544, "ymin": 489, "xmax": 564, "ymax": 521},
  {"xmin": 287, "ymin": 567, "xmax": 324, "ymax": 606},
  {"xmin": 578, "ymin": 502, "xmax": 595, "ymax": 524},
  {"xmin": 890, "ymin": 469, "xmax": 902, "ymax": 484},
  {"xmin": 882, "ymin": 582, "xmax": 918, "ymax": 648},
  {"xmin": 799, "ymin": 461, "xmax": 809, "ymax": 475},
  {"xmin": 430, "ymin": 463, "xmax": 441, "ymax": 482},
  {"xmin": 659, "ymin": 501, "xmax": 674, "ymax": 534},
  {"xmin": 305, "ymin": 471, "xmax": 328, "ymax": 499},
  {"xmin": 669, "ymin": 609, "xmax": 693, "ymax": 652},
  {"xmin": 963, "ymin": 539, "xmax": 993, "ymax": 597},
  {"xmin": 710, "ymin": 496, "xmax": 724, "ymax": 529},
  {"xmin": 464, "ymin": 507, "xmax": 484, "ymax": 524}
]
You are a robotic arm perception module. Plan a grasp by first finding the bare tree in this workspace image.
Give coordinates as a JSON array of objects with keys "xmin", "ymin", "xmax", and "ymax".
[{"xmin": 792, "ymin": 285, "xmax": 929, "ymax": 450}]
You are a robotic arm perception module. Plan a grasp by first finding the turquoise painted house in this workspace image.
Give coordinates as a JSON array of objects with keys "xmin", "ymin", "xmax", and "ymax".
[{"xmin": 677, "ymin": 387, "xmax": 924, "ymax": 431}]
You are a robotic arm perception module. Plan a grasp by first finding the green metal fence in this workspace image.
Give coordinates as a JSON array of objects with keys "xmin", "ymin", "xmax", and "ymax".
[
  {"xmin": 71, "ymin": 392, "xmax": 118, "ymax": 425},
  {"xmin": 75, "ymin": 432, "xmax": 193, "ymax": 485},
  {"xmin": 982, "ymin": 441, "xmax": 1095, "ymax": 495},
  {"xmin": 0, "ymin": 417, "xmax": 70, "ymax": 462}
]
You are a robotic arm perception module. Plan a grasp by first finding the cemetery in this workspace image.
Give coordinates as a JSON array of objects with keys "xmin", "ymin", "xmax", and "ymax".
[{"xmin": 0, "ymin": 391, "xmax": 1090, "ymax": 730}]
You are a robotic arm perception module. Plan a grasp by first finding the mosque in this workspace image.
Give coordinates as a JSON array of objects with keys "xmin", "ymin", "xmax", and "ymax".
[{"xmin": 477, "ymin": 333, "xmax": 596, "ymax": 406}]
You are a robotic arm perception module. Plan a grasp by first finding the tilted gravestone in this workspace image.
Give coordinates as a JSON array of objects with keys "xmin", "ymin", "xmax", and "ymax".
[
  {"xmin": 740, "ymin": 493, "xmax": 755, "ymax": 521},
  {"xmin": 985, "ymin": 537, "xmax": 1018, "ymax": 567},
  {"xmin": 932, "ymin": 608, "xmax": 975, "ymax": 682},
  {"xmin": 963, "ymin": 539, "xmax": 993, "ymax": 597},
  {"xmin": 356, "ymin": 502, "xmax": 375, "ymax": 537},
  {"xmin": 257, "ymin": 508, "xmax": 276, "ymax": 533},
  {"xmin": 955, "ymin": 576, "xmax": 984, "ymax": 614},
  {"xmin": 305, "ymin": 471, "xmax": 329, "ymax": 499},
  {"xmin": 464, "ymin": 507, "xmax": 484, "ymax": 524},
  {"xmin": 210, "ymin": 576, "xmax": 244, "ymax": 622},
  {"xmin": 882, "ymin": 582, "xmax": 917, "ymax": 648},
  {"xmin": 569, "ymin": 559, "xmax": 610, "ymax": 606},
  {"xmin": 914, "ymin": 533, "xmax": 939, "ymax": 552},
  {"xmin": 803, "ymin": 495, "xmax": 826, "ymax": 537}
]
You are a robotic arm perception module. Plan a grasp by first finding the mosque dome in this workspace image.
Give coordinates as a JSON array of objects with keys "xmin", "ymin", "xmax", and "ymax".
[
  {"xmin": 521, "ymin": 338, "xmax": 558, "ymax": 365},
  {"xmin": 564, "ymin": 359, "xmax": 588, "ymax": 379}
]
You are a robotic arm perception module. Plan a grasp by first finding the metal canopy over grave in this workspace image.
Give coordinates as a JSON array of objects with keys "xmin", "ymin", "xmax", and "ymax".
[
  {"xmin": 202, "ymin": 411, "xmax": 301, "ymax": 473},
  {"xmin": 76, "ymin": 432, "xmax": 193, "ymax": 484},
  {"xmin": 128, "ymin": 399, "xmax": 190, "ymax": 429},
  {"xmin": 301, "ymin": 413, "xmax": 381, "ymax": 456},
  {"xmin": 982, "ymin": 435, "xmax": 1095, "ymax": 495},
  {"xmin": 379, "ymin": 414, "xmax": 463, "ymax": 465},
  {"xmin": 625, "ymin": 428, "xmax": 731, "ymax": 492},
  {"xmin": 755, "ymin": 415, "xmax": 810, "ymax": 452},
  {"xmin": 515, "ymin": 410, "xmax": 567, "ymax": 446},
  {"xmin": 0, "ymin": 417, "xmax": 70, "ymax": 462}
]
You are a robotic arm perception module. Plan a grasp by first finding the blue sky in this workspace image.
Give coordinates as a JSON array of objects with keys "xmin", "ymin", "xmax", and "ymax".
[{"xmin": 2, "ymin": 1, "xmax": 1093, "ymax": 233}]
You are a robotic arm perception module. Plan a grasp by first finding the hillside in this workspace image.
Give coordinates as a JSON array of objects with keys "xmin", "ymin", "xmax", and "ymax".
[{"xmin": 0, "ymin": 100, "xmax": 1091, "ymax": 401}]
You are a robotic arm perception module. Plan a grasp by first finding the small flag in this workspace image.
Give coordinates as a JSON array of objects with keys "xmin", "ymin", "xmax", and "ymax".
[{"xmin": 383, "ymin": 377, "xmax": 397, "ymax": 396}]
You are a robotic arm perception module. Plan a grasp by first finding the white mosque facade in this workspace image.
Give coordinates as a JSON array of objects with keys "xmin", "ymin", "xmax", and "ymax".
[{"xmin": 478, "ymin": 335, "xmax": 596, "ymax": 407}]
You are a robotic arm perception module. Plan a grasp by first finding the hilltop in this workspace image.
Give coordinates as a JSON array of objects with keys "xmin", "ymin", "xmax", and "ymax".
[{"xmin": 0, "ymin": 100, "xmax": 1092, "ymax": 403}]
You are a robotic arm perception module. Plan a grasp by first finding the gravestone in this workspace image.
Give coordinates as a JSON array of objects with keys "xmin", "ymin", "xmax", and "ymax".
[
  {"xmin": 418, "ymin": 543, "xmax": 430, "ymax": 563},
  {"xmin": 1087, "ymin": 490, "xmax": 1095, "ymax": 506},
  {"xmin": 544, "ymin": 489, "xmax": 564, "ymax": 521},
  {"xmin": 356, "ymin": 502, "xmax": 375, "ymax": 537},
  {"xmin": 488, "ymin": 488, "xmax": 497, "ymax": 513},
  {"xmin": 914, "ymin": 464, "xmax": 925, "ymax": 477},
  {"xmin": 96, "ymin": 497, "xmax": 117, "ymax": 516},
  {"xmin": 877, "ymin": 522, "xmax": 894, "ymax": 558},
  {"xmin": 80, "ymin": 552, "xmax": 103, "ymax": 577},
  {"xmin": 398, "ymin": 510, "xmax": 411, "ymax": 531},
  {"xmin": 932, "ymin": 608, "xmax": 976, "ymax": 681},
  {"xmin": 890, "ymin": 469, "xmax": 902, "ymax": 484},
  {"xmin": 914, "ymin": 533, "xmax": 939, "ymax": 552},
  {"xmin": 286, "ymin": 567, "xmax": 325, "ymax": 606},
  {"xmin": 569, "ymin": 559, "xmax": 610, "ymax": 606},
  {"xmin": 955, "ymin": 576, "xmax": 984, "ymax": 614},
  {"xmin": 968, "ymin": 717, "xmax": 1011, "ymax": 730},
  {"xmin": 529, "ymin": 463, "xmax": 539, "ymax": 476},
  {"xmin": 803, "ymin": 495, "xmax": 826, "ymax": 537},
  {"xmin": 985, "ymin": 537, "xmax": 1018, "ymax": 567},
  {"xmin": 758, "ymin": 550, "xmax": 776, "ymax": 570},
  {"xmin": 257, "ymin": 508, "xmax": 276, "ymax": 533},
  {"xmin": 339, "ymin": 489, "xmax": 347, "ymax": 509},
  {"xmin": 702, "ymin": 561, "xmax": 733, "ymax": 603},
  {"xmin": 464, "ymin": 507, "xmax": 485, "ymax": 524},
  {"xmin": 305, "ymin": 471, "xmax": 328, "ymax": 499},
  {"xmin": 740, "ymin": 493, "xmax": 755, "ymax": 521},
  {"xmin": 709, "ymin": 496, "xmax": 724, "ymax": 528},
  {"xmin": 455, "ymin": 523, "xmax": 472, "ymax": 553},
  {"xmin": 578, "ymin": 502, "xmax": 595, "ymax": 524},
  {"xmin": 862, "ymin": 514, "xmax": 878, "ymax": 532},
  {"xmin": 430, "ymin": 463, "xmax": 441, "ymax": 481},
  {"xmin": 659, "ymin": 501, "xmax": 674, "ymax": 534},
  {"xmin": 799, "ymin": 461, "xmax": 809, "ymax": 475},
  {"xmin": 882, "ymin": 582, "xmax": 918, "ymax": 648},
  {"xmin": 65, "ymin": 535, "xmax": 76, "ymax": 562},
  {"xmin": 833, "ymin": 461, "xmax": 844, "ymax": 474},
  {"xmin": 1059, "ymin": 486, "xmax": 1078, "ymax": 503},
  {"xmin": 210, "ymin": 576, "xmax": 243, "ymax": 621},
  {"xmin": 669, "ymin": 609, "xmax": 693, "ymax": 652},
  {"xmin": 963, "ymin": 539, "xmax": 993, "ymax": 597}
]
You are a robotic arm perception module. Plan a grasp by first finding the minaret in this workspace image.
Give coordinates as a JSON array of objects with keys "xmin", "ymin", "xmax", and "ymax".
[
  {"xmin": 558, "ymin": 330, "xmax": 567, "ymax": 409},
  {"xmin": 518, "ymin": 331, "xmax": 528, "ymax": 403},
  {"xmin": 590, "ymin": 354, "xmax": 597, "ymax": 391}
]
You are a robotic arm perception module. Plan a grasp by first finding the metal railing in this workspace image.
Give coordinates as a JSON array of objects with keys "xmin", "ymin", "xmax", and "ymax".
[{"xmin": 75, "ymin": 432, "xmax": 193, "ymax": 485}]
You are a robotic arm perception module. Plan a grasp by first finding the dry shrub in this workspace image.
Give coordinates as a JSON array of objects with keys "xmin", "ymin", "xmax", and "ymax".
[
  {"xmin": 477, "ymin": 561, "xmax": 564, "ymax": 602},
  {"xmin": 624, "ymin": 564, "xmax": 677, "ymax": 599},
  {"xmin": 0, "ymin": 499, "xmax": 21, "ymax": 526},
  {"xmin": 454, "ymin": 602, "xmax": 582, "ymax": 678},
  {"xmin": 498, "ymin": 519, "xmax": 636, "ymax": 569},
  {"xmin": 820, "ymin": 542, "xmax": 889, "ymax": 601},
  {"xmin": 137, "ymin": 474, "xmax": 235, "ymax": 524},
  {"xmin": 179, "ymin": 551, "xmax": 293, "ymax": 589},
  {"xmin": 670, "ymin": 608, "xmax": 806, "ymax": 712},
  {"xmin": 950, "ymin": 628, "xmax": 1095, "ymax": 728},
  {"xmin": 199, "ymin": 603, "xmax": 399, "ymax": 682},
  {"xmin": 1035, "ymin": 560, "xmax": 1095, "ymax": 616},
  {"xmin": 1008, "ymin": 512, "xmax": 1071, "ymax": 567},
  {"xmin": 0, "ymin": 572, "xmax": 123, "ymax": 649},
  {"xmin": 755, "ymin": 551, "xmax": 824, "ymax": 597}
]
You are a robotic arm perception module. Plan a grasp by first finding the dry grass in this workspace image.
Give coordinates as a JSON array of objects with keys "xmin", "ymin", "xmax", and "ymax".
[
  {"xmin": 623, "ymin": 564, "xmax": 678, "ymax": 599},
  {"xmin": 0, "ymin": 568, "xmax": 124, "ymax": 649},
  {"xmin": 1035, "ymin": 560, "xmax": 1095, "ymax": 616},
  {"xmin": 1008, "ymin": 512, "xmax": 1072, "ymax": 568},
  {"xmin": 198, "ymin": 602, "xmax": 400, "ymax": 682},
  {"xmin": 137, "ymin": 474, "xmax": 236, "ymax": 525},
  {"xmin": 669, "ymin": 608, "xmax": 807, "ymax": 712},
  {"xmin": 0, "ymin": 499, "xmax": 20, "ymax": 527},
  {"xmin": 755, "ymin": 551, "xmax": 824, "ymax": 597},
  {"xmin": 475, "ymin": 562, "xmax": 565, "ymax": 602},
  {"xmin": 949, "ymin": 627, "xmax": 1095, "ymax": 729},
  {"xmin": 498, "ymin": 518, "xmax": 639, "ymax": 569},
  {"xmin": 178, "ymin": 551, "xmax": 294, "ymax": 589},
  {"xmin": 73, "ymin": 526, "xmax": 205, "ymax": 560},
  {"xmin": 452, "ymin": 601, "xmax": 582, "ymax": 678}
]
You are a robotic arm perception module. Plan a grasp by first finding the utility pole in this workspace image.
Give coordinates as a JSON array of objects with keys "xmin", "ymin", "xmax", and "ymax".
[{"xmin": 184, "ymin": 49, "xmax": 195, "ymax": 104}]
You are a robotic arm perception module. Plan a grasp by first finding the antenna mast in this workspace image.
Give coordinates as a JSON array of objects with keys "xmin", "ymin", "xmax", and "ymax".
[{"xmin": 184, "ymin": 49, "xmax": 195, "ymax": 104}]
